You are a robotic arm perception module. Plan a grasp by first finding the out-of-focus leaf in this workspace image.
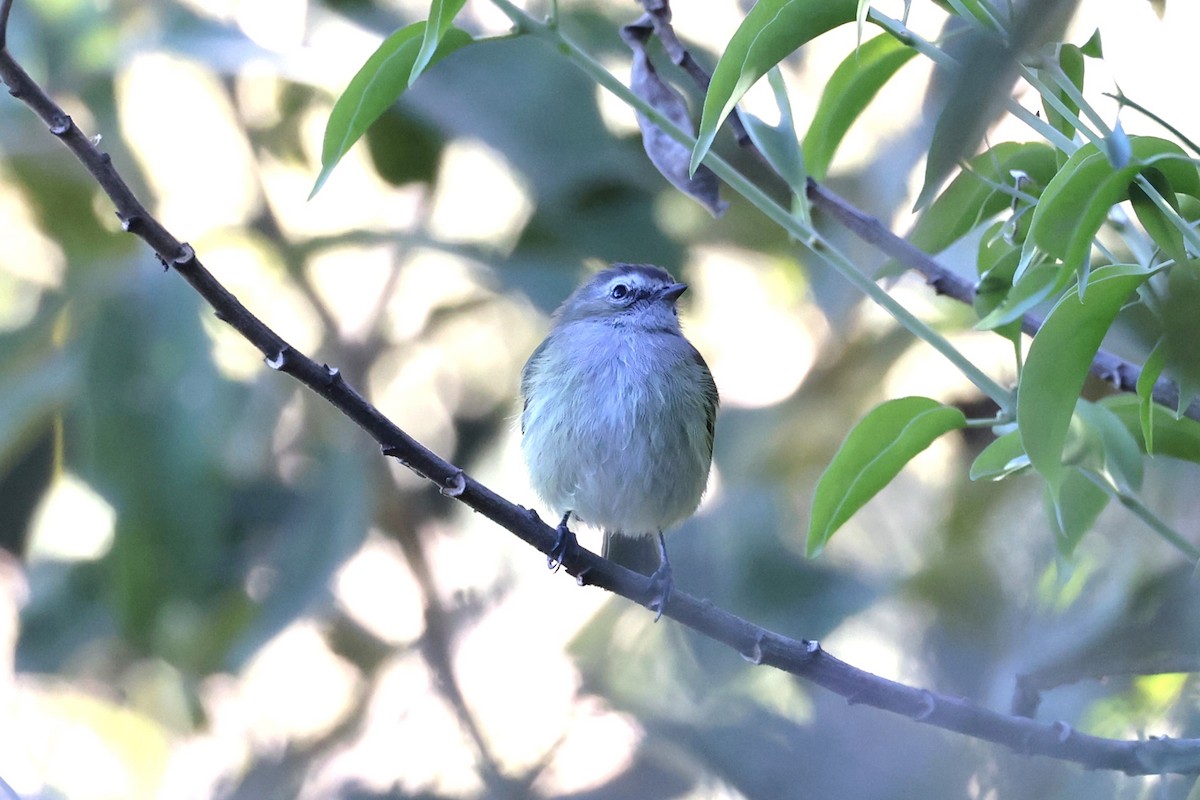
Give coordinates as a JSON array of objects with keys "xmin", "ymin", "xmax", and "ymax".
[
  {"xmin": 1080, "ymin": 28, "xmax": 1103, "ymax": 58},
  {"xmin": 801, "ymin": 33, "xmax": 915, "ymax": 181},
  {"xmin": 410, "ymin": 0, "xmax": 469, "ymax": 86},
  {"xmin": 916, "ymin": 0, "xmax": 1078, "ymax": 209},
  {"xmin": 1136, "ymin": 340, "xmax": 1166, "ymax": 452},
  {"xmin": 1159, "ymin": 266, "xmax": 1200, "ymax": 413},
  {"xmin": 969, "ymin": 429, "xmax": 1030, "ymax": 481},
  {"xmin": 1041, "ymin": 44, "xmax": 1084, "ymax": 143},
  {"xmin": 627, "ymin": 32, "xmax": 727, "ymax": 217},
  {"xmin": 1129, "ymin": 168, "xmax": 1187, "ymax": 265},
  {"xmin": 1028, "ymin": 136, "xmax": 1199, "ymax": 279},
  {"xmin": 915, "ymin": 30, "xmax": 1013, "ymax": 210},
  {"xmin": 1018, "ymin": 264, "xmax": 1149, "ymax": 491},
  {"xmin": 1101, "ymin": 395, "xmax": 1200, "ymax": 463},
  {"xmin": 807, "ymin": 397, "xmax": 966, "ymax": 556},
  {"xmin": 311, "ymin": 23, "xmax": 473, "ymax": 198},
  {"xmin": 1104, "ymin": 120, "xmax": 1132, "ymax": 169},
  {"xmin": 365, "ymin": 107, "xmax": 443, "ymax": 186},
  {"xmin": 692, "ymin": 0, "xmax": 857, "ymax": 175},
  {"xmin": 1045, "ymin": 466, "xmax": 1109, "ymax": 557},
  {"xmin": 973, "ymin": 229, "xmax": 1023, "ymax": 342},
  {"xmin": 0, "ymin": 344, "xmax": 77, "ymax": 465},
  {"xmin": 910, "ymin": 141, "xmax": 1057, "ymax": 255}
]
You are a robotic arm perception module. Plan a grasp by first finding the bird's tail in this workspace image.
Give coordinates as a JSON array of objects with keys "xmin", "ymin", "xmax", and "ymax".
[{"xmin": 602, "ymin": 531, "xmax": 662, "ymax": 577}]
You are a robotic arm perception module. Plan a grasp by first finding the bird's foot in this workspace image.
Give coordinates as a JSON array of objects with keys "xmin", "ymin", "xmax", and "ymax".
[
  {"xmin": 547, "ymin": 511, "xmax": 577, "ymax": 573},
  {"xmin": 646, "ymin": 532, "xmax": 673, "ymax": 622}
]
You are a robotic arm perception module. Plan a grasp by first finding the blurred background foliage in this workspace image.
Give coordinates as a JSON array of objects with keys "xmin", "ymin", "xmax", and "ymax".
[{"xmin": 1, "ymin": 0, "xmax": 1199, "ymax": 798}]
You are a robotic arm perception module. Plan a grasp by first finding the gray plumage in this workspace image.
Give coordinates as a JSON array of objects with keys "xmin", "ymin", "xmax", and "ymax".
[{"xmin": 520, "ymin": 264, "xmax": 718, "ymax": 573}]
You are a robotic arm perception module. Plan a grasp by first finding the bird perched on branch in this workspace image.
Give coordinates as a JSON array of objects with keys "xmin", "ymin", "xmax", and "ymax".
[{"xmin": 520, "ymin": 263, "xmax": 718, "ymax": 619}]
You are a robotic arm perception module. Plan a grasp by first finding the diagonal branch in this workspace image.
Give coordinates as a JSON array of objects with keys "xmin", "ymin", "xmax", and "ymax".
[
  {"xmin": 2, "ymin": 0, "xmax": 1199, "ymax": 777},
  {"xmin": 635, "ymin": 0, "xmax": 1199, "ymax": 422}
]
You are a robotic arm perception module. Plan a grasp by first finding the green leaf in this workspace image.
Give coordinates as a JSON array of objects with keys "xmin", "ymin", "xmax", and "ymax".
[
  {"xmin": 1101, "ymin": 395, "xmax": 1200, "ymax": 464},
  {"xmin": 975, "ymin": 261, "xmax": 1064, "ymax": 330},
  {"xmin": 969, "ymin": 430, "xmax": 1030, "ymax": 481},
  {"xmin": 310, "ymin": 23, "xmax": 473, "ymax": 199},
  {"xmin": 1041, "ymin": 44, "xmax": 1084, "ymax": 143},
  {"xmin": 410, "ymin": 0, "xmax": 469, "ymax": 87},
  {"xmin": 1136, "ymin": 339, "xmax": 1167, "ymax": 453},
  {"xmin": 909, "ymin": 142, "xmax": 1057, "ymax": 255},
  {"xmin": 1045, "ymin": 466, "xmax": 1109, "ymax": 558},
  {"xmin": 1028, "ymin": 136, "xmax": 1199, "ymax": 279},
  {"xmin": 807, "ymin": 397, "xmax": 966, "ymax": 556},
  {"xmin": 742, "ymin": 69, "xmax": 807, "ymax": 196},
  {"xmin": 1080, "ymin": 28, "xmax": 1103, "ymax": 59},
  {"xmin": 1159, "ymin": 266, "xmax": 1200, "ymax": 414},
  {"xmin": 973, "ymin": 231, "xmax": 1023, "ymax": 343},
  {"xmin": 692, "ymin": 0, "xmax": 857, "ymax": 176},
  {"xmin": 1074, "ymin": 400, "xmax": 1145, "ymax": 491},
  {"xmin": 1017, "ymin": 264, "xmax": 1149, "ymax": 491},
  {"xmin": 801, "ymin": 33, "xmax": 915, "ymax": 181},
  {"xmin": 914, "ymin": 30, "xmax": 1011, "ymax": 210},
  {"xmin": 1129, "ymin": 168, "xmax": 1188, "ymax": 265}
]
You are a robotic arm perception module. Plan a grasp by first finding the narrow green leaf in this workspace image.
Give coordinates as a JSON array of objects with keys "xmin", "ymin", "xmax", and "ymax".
[
  {"xmin": 909, "ymin": 141, "xmax": 1057, "ymax": 255},
  {"xmin": 1074, "ymin": 400, "xmax": 1145, "ymax": 491},
  {"xmin": 973, "ymin": 233, "xmax": 1023, "ymax": 343},
  {"xmin": 969, "ymin": 430, "xmax": 1030, "ymax": 481},
  {"xmin": 1042, "ymin": 44, "xmax": 1084, "ymax": 143},
  {"xmin": 1101, "ymin": 395, "xmax": 1200, "ymax": 463},
  {"xmin": 1137, "ymin": 340, "xmax": 1167, "ymax": 453},
  {"xmin": 914, "ymin": 30, "xmax": 1011, "ymax": 210},
  {"xmin": 1045, "ymin": 467, "xmax": 1109, "ymax": 558},
  {"xmin": 1161, "ymin": 266, "xmax": 1200, "ymax": 414},
  {"xmin": 807, "ymin": 397, "xmax": 966, "ymax": 556},
  {"xmin": 410, "ymin": 0, "xmax": 469, "ymax": 87},
  {"xmin": 1018, "ymin": 264, "xmax": 1149, "ymax": 491},
  {"xmin": 802, "ymin": 33, "xmax": 915, "ymax": 181},
  {"xmin": 1028, "ymin": 136, "xmax": 1199, "ymax": 278},
  {"xmin": 692, "ymin": 0, "xmax": 857, "ymax": 176},
  {"xmin": 975, "ymin": 261, "xmax": 1065, "ymax": 330},
  {"xmin": 1130, "ymin": 169, "xmax": 1187, "ymax": 265},
  {"xmin": 311, "ymin": 23, "xmax": 473, "ymax": 199},
  {"xmin": 742, "ymin": 69, "xmax": 806, "ymax": 196}
]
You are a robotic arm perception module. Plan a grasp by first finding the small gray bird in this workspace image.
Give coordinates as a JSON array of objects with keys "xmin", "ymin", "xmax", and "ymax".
[{"xmin": 520, "ymin": 263, "xmax": 718, "ymax": 618}]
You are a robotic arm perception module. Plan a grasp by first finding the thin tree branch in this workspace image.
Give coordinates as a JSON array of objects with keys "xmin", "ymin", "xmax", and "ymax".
[
  {"xmin": 1014, "ymin": 653, "xmax": 1200, "ymax": 719},
  {"xmin": 635, "ymin": 0, "xmax": 1200, "ymax": 422},
  {"xmin": 805, "ymin": 180, "xmax": 1197, "ymax": 418},
  {"xmin": 3, "ymin": 0, "xmax": 1200, "ymax": 777}
]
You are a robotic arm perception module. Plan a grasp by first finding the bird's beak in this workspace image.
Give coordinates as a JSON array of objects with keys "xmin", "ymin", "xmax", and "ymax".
[{"xmin": 660, "ymin": 282, "xmax": 688, "ymax": 303}]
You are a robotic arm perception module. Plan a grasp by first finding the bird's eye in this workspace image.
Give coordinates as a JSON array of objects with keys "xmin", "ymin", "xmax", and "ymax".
[{"xmin": 609, "ymin": 283, "xmax": 630, "ymax": 300}]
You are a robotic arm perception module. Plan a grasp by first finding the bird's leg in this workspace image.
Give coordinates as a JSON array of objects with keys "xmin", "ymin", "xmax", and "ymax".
[
  {"xmin": 547, "ymin": 511, "xmax": 578, "ymax": 573},
  {"xmin": 647, "ymin": 531, "xmax": 674, "ymax": 622}
]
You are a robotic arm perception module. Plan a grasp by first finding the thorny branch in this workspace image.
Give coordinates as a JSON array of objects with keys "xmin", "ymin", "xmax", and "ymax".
[{"xmin": 2, "ymin": 0, "xmax": 1200, "ymax": 777}]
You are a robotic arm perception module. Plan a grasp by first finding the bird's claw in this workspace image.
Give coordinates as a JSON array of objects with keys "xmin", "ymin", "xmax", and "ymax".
[
  {"xmin": 547, "ymin": 511, "xmax": 577, "ymax": 573},
  {"xmin": 647, "ymin": 562, "xmax": 674, "ymax": 622},
  {"xmin": 646, "ymin": 531, "xmax": 673, "ymax": 622}
]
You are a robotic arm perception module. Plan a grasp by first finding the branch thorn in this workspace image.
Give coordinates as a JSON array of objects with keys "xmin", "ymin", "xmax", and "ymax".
[
  {"xmin": 266, "ymin": 346, "xmax": 290, "ymax": 371},
  {"xmin": 173, "ymin": 243, "xmax": 196, "ymax": 268},
  {"xmin": 48, "ymin": 113, "xmax": 70, "ymax": 135},
  {"xmin": 440, "ymin": 469, "xmax": 466, "ymax": 498}
]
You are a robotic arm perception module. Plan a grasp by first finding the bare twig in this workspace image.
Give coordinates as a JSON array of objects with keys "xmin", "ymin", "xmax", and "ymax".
[
  {"xmin": 1014, "ymin": 653, "xmax": 1200, "ymax": 718},
  {"xmin": 3, "ymin": 0, "xmax": 1200, "ymax": 776}
]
